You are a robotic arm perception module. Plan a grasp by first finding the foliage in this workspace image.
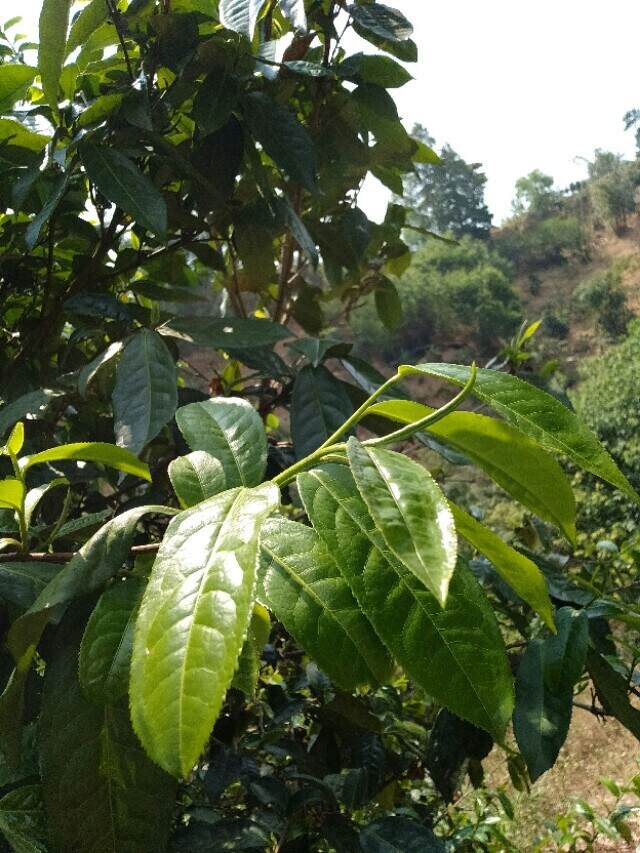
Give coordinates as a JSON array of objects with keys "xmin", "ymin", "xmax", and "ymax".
[
  {"xmin": 511, "ymin": 170, "xmax": 560, "ymax": 219},
  {"xmin": 351, "ymin": 236, "xmax": 522, "ymax": 359},
  {"xmin": 492, "ymin": 215, "xmax": 588, "ymax": 272},
  {"xmin": 589, "ymin": 155, "xmax": 638, "ymax": 234},
  {"xmin": 0, "ymin": 2, "xmax": 639, "ymax": 851},
  {"xmin": 402, "ymin": 124, "xmax": 492, "ymax": 240},
  {"xmin": 573, "ymin": 267, "xmax": 631, "ymax": 338}
]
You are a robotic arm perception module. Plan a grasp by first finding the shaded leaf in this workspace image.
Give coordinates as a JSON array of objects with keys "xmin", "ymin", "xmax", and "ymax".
[
  {"xmin": 360, "ymin": 816, "xmax": 445, "ymax": 852},
  {"xmin": 0, "ymin": 563, "xmax": 58, "ymax": 611},
  {"xmin": 291, "ymin": 365, "xmax": 353, "ymax": 459},
  {"xmin": 0, "ymin": 785, "xmax": 47, "ymax": 853},
  {"xmin": 161, "ymin": 316, "xmax": 291, "ymax": 348},
  {"xmin": 66, "ymin": 0, "xmax": 109, "ymax": 55},
  {"xmin": 0, "ymin": 66, "xmax": 36, "ymax": 112},
  {"xmin": 587, "ymin": 649, "xmax": 640, "ymax": 740},
  {"xmin": 112, "ymin": 329, "xmax": 178, "ymax": 455}
]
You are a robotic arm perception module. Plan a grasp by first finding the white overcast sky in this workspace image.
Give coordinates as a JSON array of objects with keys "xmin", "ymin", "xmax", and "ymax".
[{"xmin": 15, "ymin": 0, "xmax": 640, "ymax": 222}]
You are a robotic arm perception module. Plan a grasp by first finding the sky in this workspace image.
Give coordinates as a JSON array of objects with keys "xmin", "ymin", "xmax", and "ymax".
[{"xmin": 15, "ymin": 0, "xmax": 640, "ymax": 223}]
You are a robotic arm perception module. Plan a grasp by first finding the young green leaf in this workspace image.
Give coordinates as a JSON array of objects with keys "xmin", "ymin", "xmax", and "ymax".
[
  {"xmin": 347, "ymin": 439, "xmax": 457, "ymax": 606},
  {"xmin": 368, "ymin": 401, "xmax": 577, "ymax": 543},
  {"xmin": 80, "ymin": 143, "xmax": 168, "ymax": 236},
  {"xmin": 20, "ymin": 442, "xmax": 151, "ymax": 481},
  {"xmin": 65, "ymin": 0, "xmax": 109, "ymax": 55},
  {"xmin": 176, "ymin": 398, "xmax": 267, "ymax": 487},
  {"xmin": 513, "ymin": 609, "xmax": 588, "ymax": 780},
  {"xmin": 298, "ymin": 465, "xmax": 514, "ymax": 741},
  {"xmin": 3, "ymin": 422, "xmax": 24, "ymax": 457},
  {"xmin": 130, "ymin": 483, "xmax": 279, "ymax": 778},
  {"xmin": 168, "ymin": 450, "xmax": 227, "ymax": 508},
  {"xmin": 291, "ymin": 365, "xmax": 354, "ymax": 459},
  {"xmin": 259, "ymin": 516, "xmax": 394, "ymax": 689},
  {"xmin": 38, "ymin": 0, "xmax": 73, "ymax": 114},
  {"xmin": 399, "ymin": 363, "xmax": 638, "ymax": 501},
  {"xmin": 112, "ymin": 329, "xmax": 178, "ymax": 455},
  {"xmin": 79, "ymin": 576, "xmax": 145, "ymax": 704},
  {"xmin": 40, "ymin": 620, "xmax": 176, "ymax": 853},
  {"xmin": 0, "ymin": 65, "xmax": 37, "ymax": 112},
  {"xmin": 0, "ymin": 479, "xmax": 25, "ymax": 512},
  {"xmin": 450, "ymin": 503, "xmax": 555, "ymax": 631}
]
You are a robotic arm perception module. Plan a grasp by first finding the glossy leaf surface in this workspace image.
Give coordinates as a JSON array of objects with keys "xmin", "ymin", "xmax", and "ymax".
[
  {"xmin": 130, "ymin": 483, "xmax": 279, "ymax": 777},
  {"xmin": 399, "ymin": 363, "xmax": 637, "ymax": 500},
  {"xmin": 168, "ymin": 450, "xmax": 227, "ymax": 508},
  {"xmin": 298, "ymin": 465, "xmax": 513, "ymax": 740},
  {"xmin": 176, "ymin": 398, "xmax": 267, "ymax": 487},
  {"xmin": 347, "ymin": 439, "xmax": 456, "ymax": 606},
  {"xmin": 259, "ymin": 516, "xmax": 394, "ymax": 689},
  {"xmin": 21, "ymin": 442, "xmax": 151, "ymax": 481}
]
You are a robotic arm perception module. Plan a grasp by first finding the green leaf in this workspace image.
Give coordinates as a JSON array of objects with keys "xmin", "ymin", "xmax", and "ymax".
[
  {"xmin": 348, "ymin": 3, "xmax": 414, "ymax": 43},
  {"xmin": 40, "ymin": 619, "xmax": 176, "ymax": 853},
  {"xmin": 0, "ymin": 563, "xmax": 58, "ymax": 610},
  {"xmin": 368, "ymin": 401, "xmax": 577, "ymax": 543},
  {"xmin": 38, "ymin": 0, "xmax": 73, "ymax": 114},
  {"xmin": 399, "ymin": 363, "xmax": 637, "ymax": 501},
  {"xmin": 76, "ymin": 93, "xmax": 123, "ymax": 128},
  {"xmin": 79, "ymin": 577, "xmax": 144, "ymax": 704},
  {"xmin": 347, "ymin": 439, "xmax": 457, "ymax": 607},
  {"xmin": 0, "ymin": 119, "xmax": 49, "ymax": 152},
  {"xmin": 160, "ymin": 316, "xmax": 291, "ymax": 348},
  {"xmin": 112, "ymin": 329, "xmax": 178, "ymax": 455},
  {"xmin": 219, "ymin": 0, "xmax": 265, "ymax": 39},
  {"xmin": 298, "ymin": 465, "xmax": 514, "ymax": 740},
  {"xmin": 0, "ymin": 480, "xmax": 24, "ymax": 512},
  {"xmin": 259, "ymin": 516, "xmax": 394, "ymax": 689},
  {"xmin": 449, "ymin": 503, "xmax": 555, "ymax": 631},
  {"xmin": 244, "ymin": 92, "xmax": 317, "ymax": 191},
  {"xmin": 338, "ymin": 53, "xmax": 412, "ymax": 88},
  {"xmin": 4, "ymin": 422, "xmax": 24, "ymax": 457},
  {"xmin": 176, "ymin": 398, "xmax": 267, "ymax": 488},
  {"xmin": 20, "ymin": 442, "xmax": 151, "ymax": 481},
  {"xmin": 66, "ymin": 0, "xmax": 108, "ymax": 55},
  {"xmin": 231, "ymin": 603, "xmax": 271, "ymax": 696},
  {"xmin": 374, "ymin": 277, "xmax": 403, "ymax": 331},
  {"xmin": 0, "ymin": 65, "xmax": 36, "ymax": 112},
  {"xmin": 24, "ymin": 478, "xmax": 68, "ymax": 529},
  {"xmin": 80, "ymin": 143, "xmax": 167, "ymax": 236},
  {"xmin": 193, "ymin": 71, "xmax": 240, "ymax": 136},
  {"xmin": 130, "ymin": 483, "xmax": 279, "ymax": 777},
  {"xmin": 587, "ymin": 649, "xmax": 640, "ymax": 740},
  {"xmin": 360, "ymin": 816, "xmax": 445, "ymax": 852},
  {"xmin": 78, "ymin": 341, "xmax": 123, "ymax": 397},
  {"xmin": 513, "ymin": 609, "xmax": 588, "ymax": 780},
  {"xmin": 25, "ymin": 170, "xmax": 71, "ymax": 250},
  {"xmin": 0, "ymin": 785, "xmax": 47, "ymax": 853},
  {"xmin": 291, "ymin": 365, "xmax": 354, "ymax": 459},
  {"xmin": 169, "ymin": 450, "xmax": 227, "ymax": 508},
  {"xmin": 278, "ymin": 0, "xmax": 306, "ymax": 30},
  {"xmin": 288, "ymin": 337, "xmax": 350, "ymax": 367}
]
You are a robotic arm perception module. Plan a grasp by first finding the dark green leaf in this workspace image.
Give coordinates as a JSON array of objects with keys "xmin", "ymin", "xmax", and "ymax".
[
  {"xmin": 587, "ymin": 649, "xmax": 640, "ymax": 740},
  {"xmin": 112, "ymin": 329, "xmax": 178, "ymax": 455},
  {"xmin": 288, "ymin": 337, "xmax": 351, "ymax": 367},
  {"xmin": 176, "ymin": 397, "xmax": 267, "ymax": 487},
  {"xmin": 168, "ymin": 450, "xmax": 227, "ymax": 508},
  {"xmin": 0, "ymin": 563, "xmax": 58, "ymax": 610},
  {"xmin": 79, "ymin": 576, "xmax": 144, "ymax": 703},
  {"xmin": 348, "ymin": 4, "xmax": 413, "ymax": 43},
  {"xmin": 374, "ymin": 277, "xmax": 403, "ymax": 331},
  {"xmin": 244, "ymin": 92, "xmax": 316, "ymax": 191},
  {"xmin": 40, "ymin": 620, "xmax": 176, "ymax": 853},
  {"xmin": 193, "ymin": 71, "xmax": 240, "ymax": 136},
  {"xmin": 78, "ymin": 341, "xmax": 123, "ymax": 397},
  {"xmin": 399, "ymin": 363, "xmax": 638, "ymax": 501},
  {"xmin": 25, "ymin": 171, "xmax": 70, "ymax": 249},
  {"xmin": 298, "ymin": 465, "xmax": 514, "ymax": 740},
  {"xmin": 338, "ymin": 53, "xmax": 412, "ymax": 88},
  {"xmin": 81, "ymin": 143, "xmax": 168, "ymax": 236},
  {"xmin": 0, "ymin": 785, "xmax": 47, "ymax": 853},
  {"xmin": 360, "ymin": 817, "xmax": 445, "ymax": 852},
  {"xmin": 347, "ymin": 439, "xmax": 457, "ymax": 606},
  {"xmin": 0, "ymin": 391, "xmax": 61, "ymax": 440},
  {"xmin": 291, "ymin": 365, "xmax": 353, "ymax": 459},
  {"xmin": 130, "ymin": 483, "xmax": 279, "ymax": 777},
  {"xmin": 259, "ymin": 516, "xmax": 394, "ymax": 689}
]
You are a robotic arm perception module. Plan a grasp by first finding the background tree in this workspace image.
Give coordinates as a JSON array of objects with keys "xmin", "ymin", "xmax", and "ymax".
[
  {"xmin": 511, "ymin": 169, "xmax": 560, "ymax": 218},
  {"xmin": 402, "ymin": 124, "xmax": 493, "ymax": 240}
]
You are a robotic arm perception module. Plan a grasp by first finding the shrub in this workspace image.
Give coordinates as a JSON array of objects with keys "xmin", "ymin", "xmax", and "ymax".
[
  {"xmin": 493, "ymin": 216, "xmax": 588, "ymax": 271},
  {"xmin": 573, "ymin": 269, "xmax": 631, "ymax": 338}
]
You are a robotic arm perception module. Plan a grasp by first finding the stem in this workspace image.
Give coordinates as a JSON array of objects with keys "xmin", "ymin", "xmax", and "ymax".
[
  {"xmin": 315, "ymin": 372, "xmax": 402, "ymax": 452},
  {"xmin": 43, "ymin": 487, "xmax": 73, "ymax": 550},
  {"xmin": 273, "ymin": 365, "xmax": 477, "ymax": 487},
  {"xmin": 8, "ymin": 451, "xmax": 28, "ymax": 552}
]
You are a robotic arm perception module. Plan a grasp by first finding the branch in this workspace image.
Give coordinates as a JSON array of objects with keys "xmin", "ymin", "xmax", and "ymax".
[{"xmin": 0, "ymin": 543, "xmax": 160, "ymax": 564}]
